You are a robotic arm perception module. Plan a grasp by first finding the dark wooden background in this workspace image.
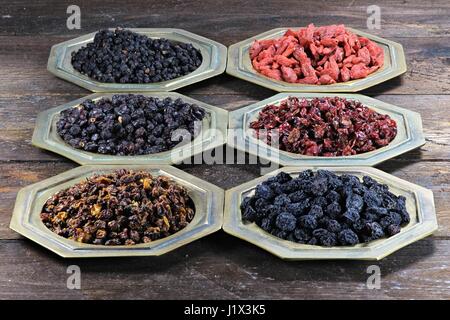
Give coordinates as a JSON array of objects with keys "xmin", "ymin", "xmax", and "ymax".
[{"xmin": 0, "ymin": 0, "xmax": 449, "ymax": 299}]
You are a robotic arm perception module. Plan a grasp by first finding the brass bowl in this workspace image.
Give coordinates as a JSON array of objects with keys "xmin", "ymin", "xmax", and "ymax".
[
  {"xmin": 223, "ymin": 166, "xmax": 437, "ymax": 260},
  {"xmin": 47, "ymin": 28, "xmax": 227, "ymax": 92},
  {"xmin": 228, "ymin": 92, "xmax": 425, "ymax": 166},
  {"xmin": 10, "ymin": 165, "xmax": 224, "ymax": 258},
  {"xmin": 226, "ymin": 27, "xmax": 406, "ymax": 92}
]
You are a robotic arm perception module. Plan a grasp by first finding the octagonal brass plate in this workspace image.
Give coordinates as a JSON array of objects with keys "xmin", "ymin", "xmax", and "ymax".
[
  {"xmin": 32, "ymin": 92, "xmax": 228, "ymax": 165},
  {"xmin": 10, "ymin": 165, "xmax": 224, "ymax": 258},
  {"xmin": 47, "ymin": 28, "xmax": 227, "ymax": 92},
  {"xmin": 228, "ymin": 93, "xmax": 424, "ymax": 166},
  {"xmin": 223, "ymin": 166, "xmax": 437, "ymax": 260},
  {"xmin": 226, "ymin": 27, "xmax": 406, "ymax": 92}
]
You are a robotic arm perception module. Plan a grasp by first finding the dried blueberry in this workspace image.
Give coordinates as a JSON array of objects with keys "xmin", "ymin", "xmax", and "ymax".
[
  {"xmin": 294, "ymin": 228, "xmax": 311, "ymax": 242},
  {"xmin": 343, "ymin": 208, "xmax": 360, "ymax": 223},
  {"xmin": 365, "ymin": 206, "xmax": 389, "ymax": 216},
  {"xmin": 364, "ymin": 190, "xmax": 383, "ymax": 207},
  {"xmin": 255, "ymin": 184, "xmax": 274, "ymax": 200},
  {"xmin": 285, "ymin": 202, "xmax": 308, "ymax": 217},
  {"xmin": 57, "ymin": 94, "xmax": 206, "ymax": 156},
  {"xmin": 242, "ymin": 206, "xmax": 256, "ymax": 221},
  {"xmin": 273, "ymin": 194, "xmax": 291, "ymax": 207},
  {"xmin": 239, "ymin": 169, "xmax": 410, "ymax": 247},
  {"xmin": 316, "ymin": 230, "xmax": 337, "ymax": 246},
  {"xmin": 311, "ymin": 196, "xmax": 327, "ymax": 208},
  {"xmin": 299, "ymin": 215, "xmax": 318, "ymax": 230},
  {"xmin": 289, "ymin": 190, "xmax": 307, "ymax": 203},
  {"xmin": 398, "ymin": 209, "xmax": 410, "ymax": 224},
  {"xmin": 275, "ymin": 212, "xmax": 297, "ymax": 232},
  {"xmin": 346, "ymin": 193, "xmax": 364, "ymax": 212},
  {"xmin": 326, "ymin": 190, "xmax": 340, "ymax": 203},
  {"xmin": 325, "ymin": 202, "xmax": 341, "ymax": 219},
  {"xmin": 260, "ymin": 218, "xmax": 272, "ymax": 232},
  {"xmin": 388, "ymin": 211, "xmax": 403, "ymax": 225},
  {"xmin": 240, "ymin": 196, "xmax": 253, "ymax": 212},
  {"xmin": 386, "ymin": 224, "xmax": 401, "ymax": 236},
  {"xmin": 308, "ymin": 205, "xmax": 324, "ymax": 218},
  {"xmin": 365, "ymin": 222, "xmax": 385, "ymax": 240},
  {"xmin": 326, "ymin": 219, "xmax": 342, "ymax": 233},
  {"xmin": 310, "ymin": 177, "xmax": 328, "ymax": 196},
  {"xmin": 338, "ymin": 229, "xmax": 359, "ymax": 245},
  {"xmin": 275, "ymin": 172, "xmax": 292, "ymax": 183}
]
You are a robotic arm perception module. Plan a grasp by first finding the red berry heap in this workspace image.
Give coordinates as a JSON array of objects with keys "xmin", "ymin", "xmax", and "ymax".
[
  {"xmin": 250, "ymin": 96, "xmax": 397, "ymax": 157},
  {"xmin": 250, "ymin": 24, "xmax": 384, "ymax": 84}
]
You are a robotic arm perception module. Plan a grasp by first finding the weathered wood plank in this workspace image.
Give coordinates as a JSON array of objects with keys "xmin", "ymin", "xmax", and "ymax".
[
  {"xmin": 0, "ymin": 0, "xmax": 449, "ymax": 301},
  {"xmin": 0, "ymin": 35, "xmax": 449, "ymax": 96},
  {"xmin": 0, "ymin": 94, "xmax": 449, "ymax": 161},
  {"xmin": 0, "ymin": 236, "xmax": 449, "ymax": 299},
  {"xmin": 0, "ymin": 0, "xmax": 449, "ymax": 38},
  {"xmin": 0, "ymin": 161, "xmax": 449, "ymax": 240}
]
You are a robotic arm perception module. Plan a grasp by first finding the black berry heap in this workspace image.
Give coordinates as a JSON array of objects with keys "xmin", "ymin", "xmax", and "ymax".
[
  {"xmin": 71, "ymin": 28, "xmax": 202, "ymax": 83},
  {"xmin": 241, "ymin": 170, "xmax": 410, "ymax": 246},
  {"xmin": 41, "ymin": 169, "xmax": 195, "ymax": 245},
  {"xmin": 56, "ymin": 94, "xmax": 206, "ymax": 155}
]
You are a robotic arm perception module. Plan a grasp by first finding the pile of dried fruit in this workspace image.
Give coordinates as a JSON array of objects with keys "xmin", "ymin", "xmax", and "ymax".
[
  {"xmin": 250, "ymin": 96, "xmax": 397, "ymax": 156},
  {"xmin": 41, "ymin": 169, "xmax": 195, "ymax": 245},
  {"xmin": 56, "ymin": 94, "xmax": 206, "ymax": 155},
  {"xmin": 241, "ymin": 170, "xmax": 410, "ymax": 246},
  {"xmin": 71, "ymin": 28, "xmax": 202, "ymax": 83},
  {"xmin": 250, "ymin": 24, "xmax": 384, "ymax": 84}
]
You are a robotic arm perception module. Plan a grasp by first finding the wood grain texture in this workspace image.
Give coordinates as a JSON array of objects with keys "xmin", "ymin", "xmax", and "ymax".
[
  {"xmin": 1, "ymin": 161, "xmax": 449, "ymax": 240},
  {"xmin": 0, "ymin": 0, "xmax": 449, "ymax": 300},
  {"xmin": 0, "ymin": 94, "xmax": 449, "ymax": 161},
  {"xmin": 0, "ymin": 0, "xmax": 449, "ymax": 38},
  {"xmin": 1, "ymin": 236, "xmax": 449, "ymax": 299},
  {"xmin": 0, "ymin": 36, "xmax": 449, "ymax": 95}
]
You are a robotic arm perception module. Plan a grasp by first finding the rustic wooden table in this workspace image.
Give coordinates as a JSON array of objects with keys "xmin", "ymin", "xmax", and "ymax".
[{"xmin": 0, "ymin": 0, "xmax": 449, "ymax": 299}]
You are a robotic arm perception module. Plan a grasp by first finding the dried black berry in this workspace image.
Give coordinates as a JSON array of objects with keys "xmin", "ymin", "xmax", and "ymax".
[
  {"xmin": 326, "ymin": 219, "xmax": 342, "ymax": 233},
  {"xmin": 298, "ymin": 215, "xmax": 318, "ymax": 230},
  {"xmin": 294, "ymin": 228, "xmax": 311, "ymax": 243},
  {"xmin": 274, "ymin": 194, "xmax": 291, "ymax": 206},
  {"xmin": 260, "ymin": 218, "xmax": 272, "ymax": 232},
  {"xmin": 325, "ymin": 202, "xmax": 341, "ymax": 219},
  {"xmin": 71, "ymin": 28, "xmax": 202, "ymax": 83},
  {"xmin": 242, "ymin": 205, "xmax": 257, "ymax": 221},
  {"xmin": 255, "ymin": 184, "xmax": 275, "ymax": 200},
  {"xmin": 285, "ymin": 202, "xmax": 309, "ymax": 217},
  {"xmin": 289, "ymin": 190, "xmax": 307, "ymax": 203},
  {"xmin": 308, "ymin": 205, "xmax": 324, "ymax": 218},
  {"xmin": 326, "ymin": 190, "xmax": 340, "ymax": 203},
  {"xmin": 343, "ymin": 208, "xmax": 360, "ymax": 223},
  {"xmin": 365, "ymin": 222, "xmax": 385, "ymax": 240},
  {"xmin": 314, "ymin": 229, "xmax": 337, "ymax": 246},
  {"xmin": 275, "ymin": 212, "xmax": 297, "ymax": 232},
  {"xmin": 386, "ymin": 224, "xmax": 401, "ymax": 236},
  {"xmin": 338, "ymin": 229, "xmax": 359, "ymax": 245}
]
